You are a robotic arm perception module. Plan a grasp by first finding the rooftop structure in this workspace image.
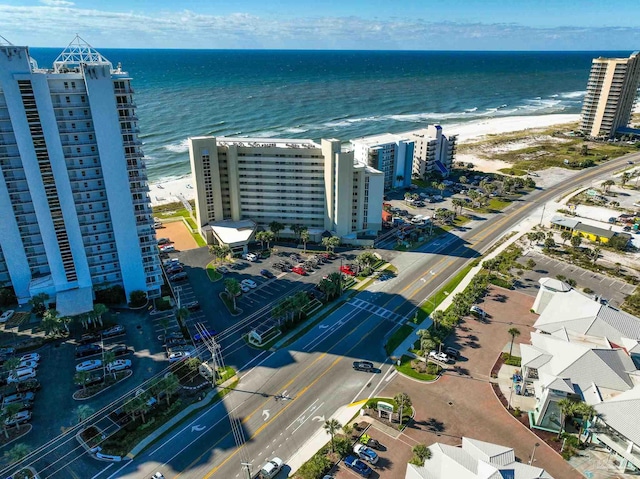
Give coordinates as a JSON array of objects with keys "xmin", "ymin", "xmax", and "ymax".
[
  {"xmin": 351, "ymin": 132, "xmax": 413, "ymax": 190},
  {"xmin": 405, "ymin": 437, "xmax": 553, "ymax": 479},
  {"xmin": 0, "ymin": 38, "xmax": 161, "ymax": 306},
  {"xmin": 580, "ymin": 52, "xmax": 640, "ymax": 138}
]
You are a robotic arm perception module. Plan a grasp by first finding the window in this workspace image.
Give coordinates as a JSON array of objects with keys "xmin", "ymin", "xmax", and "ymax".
[
  {"xmin": 63, "ymin": 82, "xmax": 68, "ymax": 89},
  {"xmin": 69, "ymin": 110, "xmax": 73, "ymax": 116},
  {"xmin": 71, "ymin": 81, "xmax": 76, "ymax": 88},
  {"xmin": 65, "ymin": 96, "xmax": 70, "ymax": 103}
]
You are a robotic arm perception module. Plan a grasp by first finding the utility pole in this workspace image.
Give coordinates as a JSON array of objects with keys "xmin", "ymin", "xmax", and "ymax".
[
  {"xmin": 195, "ymin": 322, "xmax": 252, "ymax": 479},
  {"xmin": 539, "ymin": 204, "xmax": 546, "ymax": 227}
]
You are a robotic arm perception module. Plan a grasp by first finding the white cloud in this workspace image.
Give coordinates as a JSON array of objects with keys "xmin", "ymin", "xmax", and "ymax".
[
  {"xmin": 0, "ymin": 5, "xmax": 638, "ymax": 50},
  {"xmin": 39, "ymin": 0, "xmax": 75, "ymax": 6}
]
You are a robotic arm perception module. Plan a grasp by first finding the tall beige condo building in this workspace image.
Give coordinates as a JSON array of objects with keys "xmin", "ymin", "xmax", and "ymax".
[
  {"xmin": 580, "ymin": 52, "xmax": 640, "ymax": 138},
  {"xmin": 189, "ymin": 137, "xmax": 384, "ymax": 248}
]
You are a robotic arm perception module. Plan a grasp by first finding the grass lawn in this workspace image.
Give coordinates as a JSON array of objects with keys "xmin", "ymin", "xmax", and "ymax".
[
  {"xmin": 215, "ymin": 366, "xmax": 236, "ymax": 385},
  {"xmin": 395, "ymin": 355, "xmax": 440, "ymax": 381},
  {"xmin": 191, "ymin": 232, "xmax": 206, "ymax": 247},
  {"xmin": 206, "ymin": 262, "xmax": 222, "ymax": 281},
  {"xmin": 385, "ymin": 324, "xmax": 415, "ymax": 356},
  {"xmin": 498, "ymin": 167, "xmax": 527, "ymax": 176},
  {"xmin": 418, "ymin": 264, "xmax": 474, "ymax": 320}
]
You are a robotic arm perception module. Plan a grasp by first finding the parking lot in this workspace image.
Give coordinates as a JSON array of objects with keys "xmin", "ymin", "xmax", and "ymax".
[{"xmin": 515, "ymin": 250, "xmax": 637, "ymax": 307}]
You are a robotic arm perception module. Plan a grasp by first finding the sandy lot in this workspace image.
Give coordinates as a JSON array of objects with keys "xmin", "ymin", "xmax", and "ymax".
[{"xmin": 158, "ymin": 220, "xmax": 199, "ymax": 251}]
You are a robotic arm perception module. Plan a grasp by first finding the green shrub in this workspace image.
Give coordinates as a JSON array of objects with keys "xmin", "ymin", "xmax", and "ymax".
[
  {"xmin": 501, "ymin": 353, "xmax": 522, "ymax": 366},
  {"xmin": 334, "ymin": 436, "xmax": 352, "ymax": 457},
  {"xmin": 129, "ymin": 290, "xmax": 147, "ymax": 307},
  {"xmin": 583, "ymin": 287, "xmax": 594, "ymax": 295},
  {"xmin": 94, "ymin": 285, "xmax": 126, "ymax": 305}
]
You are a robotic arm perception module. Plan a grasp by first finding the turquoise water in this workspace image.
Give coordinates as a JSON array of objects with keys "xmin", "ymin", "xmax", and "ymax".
[{"xmin": 29, "ymin": 49, "xmax": 632, "ymax": 181}]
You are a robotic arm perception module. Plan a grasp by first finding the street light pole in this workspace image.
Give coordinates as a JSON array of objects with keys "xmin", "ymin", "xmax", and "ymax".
[
  {"xmin": 539, "ymin": 204, "xmax": 546, "ymax": 226},
  {"xmin": 529, "ymin": 442, "xmax": 540, "ymax": 465}
]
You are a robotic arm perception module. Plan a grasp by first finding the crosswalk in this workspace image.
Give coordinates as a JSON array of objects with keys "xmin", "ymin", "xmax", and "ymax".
[{"xmin": 348, "ymin": 298, "xmax": 407, "ymax": 324}]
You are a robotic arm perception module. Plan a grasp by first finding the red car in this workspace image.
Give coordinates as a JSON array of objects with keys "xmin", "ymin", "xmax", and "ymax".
[
  {"xmin": 340, "ymin": 265, "xmax": 356, "ymax": 276},
  {"xmin": 291, "ymin": 266, "xmax": 306, "ymax": 275}
]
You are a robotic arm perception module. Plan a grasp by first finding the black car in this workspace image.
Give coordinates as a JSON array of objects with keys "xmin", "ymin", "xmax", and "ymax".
[
  {"xmin": 162, "ymin": 332, "xmax": 184, "ymax": 341},
  {"xmin": 75, "ymin": 344, "xmax": 102, "ymax": 358},
  {"xmin": 184, "ymin": 301, "xmax": 200, "ymax": 312},
  {"xmin": 260, "ymin": 269, "xmax": 275, "ymax": 279},
  {"xmin": 80, "ymin": 332, "xmax": 101, "ymax": 344},
  {"xmin": 165, "ymin": 338, "xmax": 187, "ymax": 347},
  {"xmin": 77, "ymin": 372, "xmax": 104, "ymax": 388},
  {"xmin": 352, "ymin": 361, "xmax": 375, "ymax": 372},
  {"xmin": 109, "ymin": 345, "xmax": 131, "ymax": 357}
]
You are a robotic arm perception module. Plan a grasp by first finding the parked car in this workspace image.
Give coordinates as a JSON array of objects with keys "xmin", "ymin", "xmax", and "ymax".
[
  {"xmin": 19, "ymin": 353, "xmax": 40, "ymax": 363},
  {"xmin": 76, "ymin": 360, "xmax": 103, "ymax": 372},
  {"xmin": 17, "ymin": 360, "xmax": 38, "ymax": 370},
  {"xmin": 291, "ymin": 266, "xmax": 306, "ymax": 275},
  {"xmin": 2, "ymin": 392, "xmax": 35, "ymax": 408},
  {"xmin": 165, "ymin": 338, "xmax": 187, "ymax": 347},
  {"xmin": 193, "ymin": 329, "xmax": 217, "ymax": 342},
  {"xmin": 168, "ymin": 351, "xmax": 190, "ymax": 363},
  {"xmin": 352, "ymin": 361, "xmax": 375, "ymax": 372},
  {"xmin": 162, "ymin": 332, "xmax": 184, "ymax": 341},
  {"xmin": 429, "ymin": 350, "xmax": 450, "ymax": 363},
  {"xmin": 353, "ymin": 443, "xmax": 379, "ymax": 464},
  {"xmin": 109, "ymin": 345, "xmax": 131, "ymax": 357},
  {"xmin": 4, "ymin": 410, "xmax": 31, "ymax": 428},
  {"xmin": 169, "ymin": 272, "xmax": 188, "ymax": 282},
  {"xmin": 241, "ymin": 279, "xmax": 257, "ymax": 289},
  {"xmin": 7, "ymin": 368, "xmax": 36, "ymax": 384},
  {"xmin": 78, "ymin": 372, "xmax": 104, "ymax": 388},
  {"xmin": 217, "ymin": 266, "xmax": 230, "ymax": 274},
  {"xmin": 240, "ymin": 283, "xmax": 251, "ymax": 293},
  {"xmin": 362, "ymin": 437, "xmax": 383, "ymax": 450},
  {"xmin": 166, "ymin": 345, "xmax": 192, "ymax": 354},
  {"xmin": 163, "ymin": 258, "xmax": 180, "ymax": 267},
  {"xmin": 0, "ymin": 310, "xmax": 15, "ymax": 323},
  {"xmin": 340, "ymin": 265, "xmax": 356, "ymax": 276},
  {"xmin": 75, "ymin": 344, "xmax": 102, "ymax": 358},
  {"xmin": 80, "ymin": 332, "xmax": 101, "ymax": 344},
  {"xmin": 242, "ymin": 252, "xmax": 258, "ymax": 262},
  {"xmin": 160, "ymin": 245, "xmax": 175, "ymax": 253},
  {"xmin": 107, "ymin": 359, "xmax": 132, "ymax": 372},
  {"xmin": 344, "ymin": 455, "xmax": 372, "ymax": 477},
  {"xmin": 165, "ymin": 265, "xmax": 183, "ymax": 275},
  {"xmin": 259, "ymin": 457, "xmax": 283, "ymax": 479},
  {"xmin": 445, "ymin": 347, "xmax": 461, "ymax": 359},
  {"xmin": 102, "ymin": 324, "xmax": 125, "ymax": 338},
  {"xmin": 184, "ymin": 300, "xmax": 200, "ymax": 312},
  {"xmin": 469, "ymin": 305, "xmax": 487, "ymax": 319},
  {"xmin": 260, "ymin": 269, "xmax": 275, "ymax": 279}
]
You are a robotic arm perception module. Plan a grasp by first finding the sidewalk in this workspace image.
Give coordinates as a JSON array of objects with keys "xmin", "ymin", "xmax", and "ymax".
[{"xmin": 286, "ymin": 402, "xmax": 364, "ymax": 474}]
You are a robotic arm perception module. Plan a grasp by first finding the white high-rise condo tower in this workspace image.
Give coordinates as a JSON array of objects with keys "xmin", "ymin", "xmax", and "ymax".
[
  {"xmin": 580, "ymin": 52, "xmax": 640, "ymax": 138},
  {"xmin": 0, "ymin": 36, "xmax": 161, "ymax": 311}
]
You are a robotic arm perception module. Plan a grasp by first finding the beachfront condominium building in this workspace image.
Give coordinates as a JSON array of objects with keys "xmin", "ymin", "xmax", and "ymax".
[
  {"xmin": 0, "ymin": 36, "xmax": 161, "ymax": 310},
  {"xmin": 410, "ymin": 125, "xmax": 457, "ymax": 180},
  {"xmin": 351, "ymin": 133, "xmax": 413, "ymax": 190},
  {"xmin": 189, "ymin": 137, "xmax": 384, "ymax": 248},
  {"xmin": 351, "ymin": 125, "xmax": 457, "ymax": 190},
  {"xmin": 580, "ymin": 52, "xmax": 640, "ymax": 138}
]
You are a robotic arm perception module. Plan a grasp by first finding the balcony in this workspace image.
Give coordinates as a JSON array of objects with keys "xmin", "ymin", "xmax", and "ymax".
[{"xmin": 596, "ymin": 432, "xmax": 640, "ymax": 470}]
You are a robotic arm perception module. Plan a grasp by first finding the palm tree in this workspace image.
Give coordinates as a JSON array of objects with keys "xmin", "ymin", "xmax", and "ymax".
[
  {"xmin": 42, "ymin": 308, "xmax": 61, "ymax": 336},
  {"xmin": 300, "ymin": 230, "xmax": 310, "ymax": 253},
  {"xmin": 74, "ymin": 371, "xmax": 91, "ymax": 391},
  {"xmin": 208, "ymin": 245, "xmax": 223, "ymax": 263},
  {"xmin": 159, "ymin": 316, "xmax": 170, "ymax": 338},
  {"xmin": 162, "ymin": 373, "xmax": 181, "ymax": 404},
  {"xmin": 430, "ymin": 310, "xmax": 445, "ymax": 331},
  {"xmin": 404, "ymin": 192, "xmax": 412, "ymax": 203},
  {"xmin": 269, "ymin": 221, "xmax": 284, "ymax": 241},
  {"xmin": 255, "ymin": 231, "xmax": 268, "ymax": 251},
  {"xmin": 263, "ymin": 231, "xmax": 275, "ymax": 250},
  {"xmin": 28, "ymin": 292, "xmax": 49, "ymax": 317},
  {"xmin": 601, "ymin": 179, "xmax": 615, "ymax": 193},
  {"xmin": 459, "ymin": 175, "xmax": 467, "ymax": 184},
  {"xmin": 322, "ymin": 236, "xmax": 340, "ymax": 252},
  {"xmin": 290, "ymin": 224, "xmax": 305, "ymax": 241},
  {"xmin": 3, "ymin": 403, "xmax": 24, "ymax": 432},
  {"xmin": 570, "ymin": 235, "xmax": 582, "ymax": 250},
  {"xmin": 409, "ymin": 444, "xmax": 432, "ymax": 465},
  {"xmin": 507, "ymin": 327, "xmax": 521, "ymax": 358},
  {"xmin": 451, "ymin": 198, "xmax": 465, "ymax": 215},
  {"xmin": 620, "ymin": 172, "xmax": 631, "ymax": 187},
  {"xmin": 560, "ymin": 230, "xmax": 572, "ymax": 245},
  {"xmin": 74, "ymin": 405, "xmax": 95, "ymax": 424},
  {"xmin": 93, "ymin": 303, "xmax": 108, "ymax": 327},
  {"xmin": 394, "ymin": 392, "xmax": 412, "ymax": 426},
  {"xmin": 557, "ymin": 398, "xmax": 577, "ymax": 438},
  {"xmin": 3, "ymin": 443, "xmax": 31, "ymax": 463},
  {"xmin": 3, "ymin": 357, "xmax": 20, "ymax": 378},
  {"xmin": 103, "ymin": 351, "xmax": 116, "ymax": 379},
  {"xmin": 323, "ymin": 419, "xmax": 342, "ymax": 453},
  {"xmin": 175, "ymin": 307, "xmax": 189, "ymax": 328},
  {"xmin": 224, "ymin": 278, "xmax": 241, "ymax": 310},
  {"xmin": 591, "ymin": 247, "xmax": 601, "ymax": 265}
]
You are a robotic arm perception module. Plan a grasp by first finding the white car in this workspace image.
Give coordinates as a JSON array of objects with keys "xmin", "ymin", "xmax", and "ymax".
[
  {"xmin": 242, "ymin": 252, "xmax": 258, "ymax": 262},
  {"xmin": 7, "ymin": 368, "xmax": 36, "ymax": 383},
  {"xmin": 107, "ymin": 359, "xmax": 132, "ymax": 372},
  {"xmin": 168, "ymin": 351, "xmax": 190, "ymax": 363},
  {"xmin": 18, "ymin": 360, "xmax": 38, "ymax": 370},
  {"xmin": 428, "ymin": 350, "xmax": 450, "ymax": 363},
  {"xmin": 5, "ymin": 410, "xmax": 31, "ymax": 427},
  {"xmin": 259, "ymin": 457, "xmax": 284, "ymax": 479},
  {"xmin": 19, "ymin": 353, "xmax": 40, "ymax": 363},
  {"xmin": 241, "ymin": 279, "xmax": 257, "ymax": 289},
  {"xmin": 240, "ymin": 283, "xmax": 251, "ymax": 293},
  {"xmin": 0, "ymin": 310, "xmax": 15, "ymax": 323},
  {"xmin": 76, "ymin": 360, "xmax": 103, "ymax": 372}
]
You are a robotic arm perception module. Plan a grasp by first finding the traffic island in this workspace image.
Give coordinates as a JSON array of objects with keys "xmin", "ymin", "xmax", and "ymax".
[
  {"xmin": 0, "ymin": 424, "xmax": 32, "ymax": 449},
  {"xmin": 72, "ymin": 370, "xmax": 133, "ymax": 401},
  {"xmin": 219, "ymin": 292, "xmax": 243, "ymax": 316}
]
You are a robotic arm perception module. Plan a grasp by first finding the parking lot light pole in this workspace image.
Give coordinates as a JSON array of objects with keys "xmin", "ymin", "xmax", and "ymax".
[
  {"xmin": 339, "ymin": 257, "xmax": 343, "ymax": 296},
  {"xmin": 529, "ymin": 442, "xmax": 540, "ymax": 465}
]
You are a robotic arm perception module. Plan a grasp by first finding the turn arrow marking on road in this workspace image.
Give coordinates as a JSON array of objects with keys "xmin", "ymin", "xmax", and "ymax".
[
  {"xmin": 318, "ymin": 324, "xmax": 329, "ymax": 329},
  {"xmin": 191, "ymin": 424, "xmax": 206, "ymax": 432},
  {"xmin": 262, "ymin": 409, "xmax": 270, "ymax": 421},
  {"xmin": 312, "ymin": 415, "xmax": 325, "ymax": 422}
]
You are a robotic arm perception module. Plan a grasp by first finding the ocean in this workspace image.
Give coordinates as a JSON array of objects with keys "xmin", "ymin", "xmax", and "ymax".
[{"xmin": 28, "ymin": 49, "xmax": 631, "ymax": 182}]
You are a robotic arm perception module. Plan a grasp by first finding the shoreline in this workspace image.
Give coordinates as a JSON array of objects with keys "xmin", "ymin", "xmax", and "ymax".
[{"xmin": 148, "ymin": 113, "xmax": 582, "ymax": 207}]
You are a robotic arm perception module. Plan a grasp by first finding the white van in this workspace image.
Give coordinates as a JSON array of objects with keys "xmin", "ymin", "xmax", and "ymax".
[{"xmin": 8, "ymin": 367, "xmax": 37, "ymax": 383}]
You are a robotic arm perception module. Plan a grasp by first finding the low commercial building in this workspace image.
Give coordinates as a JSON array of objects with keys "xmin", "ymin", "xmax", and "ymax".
[
  {"xmin": 405, "ymin": 437, "xmax": 554, "ymax": 479},
  {"xmin": 525, "ymin": 282, "xmax": 640, "ymax": 473},
  {"xmin": 550, "ymin": 216, "xmax": 631, "ymax": 245},
  {"xmin": 189, "ymin": 137, "xmax": 384, "ymax": 250}
]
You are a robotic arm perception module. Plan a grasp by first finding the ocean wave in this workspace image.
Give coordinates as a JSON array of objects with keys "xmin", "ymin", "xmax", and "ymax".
[
  {"xmin": 559, "ymin": 90, "xmax": 586, "ymax": 99},
  {"xmin": 284, "ymin": 127, "xmax": 310, "ymax": 134},
  {"xmin": 163, "ymin": 139, "xmax": 189, "ymax": 153}
]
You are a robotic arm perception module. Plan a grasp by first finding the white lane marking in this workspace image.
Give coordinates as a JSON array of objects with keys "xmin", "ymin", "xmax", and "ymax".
[
  {"xmin": 91, "ymin": 463, "xmax": 113, "ymax": 479},
  {"xmin": 292, "ymin": 402, "xmax": 324, "ymax": 434},
  {"xmin": 286, "ymin": 398, "xmax": 320, "ymax": 430}
]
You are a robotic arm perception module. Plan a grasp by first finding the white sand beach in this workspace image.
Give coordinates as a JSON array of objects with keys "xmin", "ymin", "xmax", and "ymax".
[{"xmin": 148, "ymin": 113, "xmax": 582, "ymax": 206}]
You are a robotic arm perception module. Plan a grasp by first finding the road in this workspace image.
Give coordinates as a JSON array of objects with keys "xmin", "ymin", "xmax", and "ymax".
[{"xmin": 8, "ymin": 152, "xmax": 639, "ymax": 479}]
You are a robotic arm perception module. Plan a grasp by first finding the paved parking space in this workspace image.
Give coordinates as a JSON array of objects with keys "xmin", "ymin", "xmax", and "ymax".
[
  {"xmin": 348, "ymin": 287, "xmax": 582, "ymax": 479},
  {"xmin": 516, "ymin": 250, "xmax": 636, "ymax": 306}
]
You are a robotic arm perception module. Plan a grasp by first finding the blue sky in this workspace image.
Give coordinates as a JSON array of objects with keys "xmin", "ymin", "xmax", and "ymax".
[{"xmin": 1, "ymin": 0, "xmax": 639, "ymax": 50}]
